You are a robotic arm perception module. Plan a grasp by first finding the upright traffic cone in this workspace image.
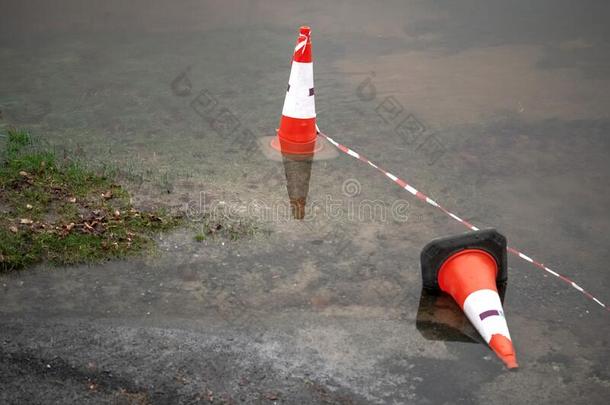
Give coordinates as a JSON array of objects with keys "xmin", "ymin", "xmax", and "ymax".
[
  {"xmin": 258, "ymin": 26, "xmax": 337, "ymax": 161},
  {"xmin": 273, "ymin": 26, "xmax": 317, "ymax": 155},
  {"xmin": 420, "ymin": 229, "xmax": 518, "ymax": 369}
]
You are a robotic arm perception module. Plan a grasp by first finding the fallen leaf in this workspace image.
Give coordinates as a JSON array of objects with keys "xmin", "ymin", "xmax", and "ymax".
[
  {"xmin": 26, "ymin": 204, "xmax": 33, "ymax": 209},
  {"xmin": 9, "ymin": 226, "xmax": 18, "ymax": 233},
  {"xmin": 20, "ymin": 218, "xmax": 33, "ymax": 225},
  {"xmin": 19, "ymin": 171, "xmax": 29, "ymax": 177},
  {"xmin": 68, "ymin": 197, "xmax": 76, "ymax": 203},
  {"xmin": 101, "ymin": 190, "xmax": 113, "ymax": 200}
]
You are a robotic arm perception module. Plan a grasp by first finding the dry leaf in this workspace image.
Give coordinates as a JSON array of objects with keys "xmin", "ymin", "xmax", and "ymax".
[
  {"xmin": 19, "ymin": 171, "xmax": 29, "ymax": 177},
  {"xmin": 26, "ymin": 204, "xmax": 33, "ymax": 209},
  {"xmin": 9, "ymin": 226, "xmax": 18, "ymax": 233},
  {"xmin": 101, "ymin": 190, "xmax": 113, "ymax": 200},
  {"xmin": 20, "ymin": 218, "xmax": 33, "ymax": 225},
  {"xmin": 68, "ymin": 197, "xmax": 76, "ymax": 203}
]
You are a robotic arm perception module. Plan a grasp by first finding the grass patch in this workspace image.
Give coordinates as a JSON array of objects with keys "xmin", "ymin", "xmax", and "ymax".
[{"xmin": 0, "ymin": 128, "xmax": 182, "ymax": 271}]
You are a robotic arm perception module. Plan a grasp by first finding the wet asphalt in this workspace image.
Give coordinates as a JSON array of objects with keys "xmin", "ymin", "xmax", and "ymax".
[{"xmin": 1, "ymin": 1, "xmax": 609, "ymax": 404}]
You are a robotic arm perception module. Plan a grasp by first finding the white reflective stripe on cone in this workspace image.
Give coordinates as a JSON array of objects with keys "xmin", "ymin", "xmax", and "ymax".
[
  {"xmin": 462, "ymin": 289, "xmax": 511, "ymax": 343},
  {"xmin": 282, "ymin": 61, "xmax": 315, "ymax": 119}
]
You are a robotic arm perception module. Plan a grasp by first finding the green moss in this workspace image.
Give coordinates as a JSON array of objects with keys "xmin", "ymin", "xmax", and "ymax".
[{"xmin": 0, "ymin": 128, "xmax": 183, "ymax": 271}]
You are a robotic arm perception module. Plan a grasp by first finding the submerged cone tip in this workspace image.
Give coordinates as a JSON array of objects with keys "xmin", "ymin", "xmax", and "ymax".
[{"xmin": 489, "ymin": 334, "xmax": 518, "ymax": 369}]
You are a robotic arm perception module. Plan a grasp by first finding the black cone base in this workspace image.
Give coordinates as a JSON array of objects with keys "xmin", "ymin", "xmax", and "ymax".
[{"xmin": 420, "ymin": 229, "xmax": 508, "ymax": 291}]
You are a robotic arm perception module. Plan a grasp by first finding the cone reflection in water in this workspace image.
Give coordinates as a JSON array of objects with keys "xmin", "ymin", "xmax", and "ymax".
[
  {"xmin": 282, "ymin": 153, "xmax": 313, "ymax": 220},
  {"xmin": 416, "ymin": 289, "xmax": 478, "ymax": 343}
]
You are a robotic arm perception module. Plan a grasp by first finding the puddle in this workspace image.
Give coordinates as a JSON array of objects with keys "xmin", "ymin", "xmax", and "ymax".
[{"xmin": 1, "ymin": 1, "xmax": 609, "ymax": 403}]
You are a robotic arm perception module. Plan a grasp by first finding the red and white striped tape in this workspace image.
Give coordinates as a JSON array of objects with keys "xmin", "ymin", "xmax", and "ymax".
[{"xmin": 318, "ymin": 128, "xmax": 608, "ymax": 312}]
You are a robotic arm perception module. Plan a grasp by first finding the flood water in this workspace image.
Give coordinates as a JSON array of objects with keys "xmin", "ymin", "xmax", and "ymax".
[{"xmin": 1, "ymin": 1, "xmax": 609, "ymax": 404}]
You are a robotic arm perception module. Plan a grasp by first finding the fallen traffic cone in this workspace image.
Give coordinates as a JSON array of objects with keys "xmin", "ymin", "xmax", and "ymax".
[
  {"xmin": 420, "ymin": 229, "xmax": 518, "ymax": 369},
  {"xmin": 258, "ymin": 26, "xmax": 337, "ymax": 161}
]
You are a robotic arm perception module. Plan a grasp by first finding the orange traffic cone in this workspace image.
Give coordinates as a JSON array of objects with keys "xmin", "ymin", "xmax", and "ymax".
[
  {"xmin": 420, "ymin": 229, "xmax": 518, "ymax": 369},
  {"xmin": 273, "ymin": 26, "xmax": 317, "ymax": 155},
  {"xmin": 259, "ymin": 26, "xmax": 337, "ymax": 161}
]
